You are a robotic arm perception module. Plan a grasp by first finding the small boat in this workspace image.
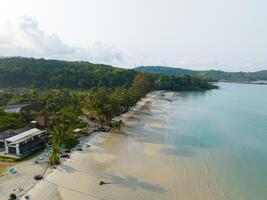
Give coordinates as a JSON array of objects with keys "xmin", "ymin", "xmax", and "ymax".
[{"xmin": 38, "ymin": 156, "xmax": 44, "ymax": 160}]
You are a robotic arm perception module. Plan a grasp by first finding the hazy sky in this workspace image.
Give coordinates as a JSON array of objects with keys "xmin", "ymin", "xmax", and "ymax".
[{"xmin": 0, "ymin": 0, "xmax": 266, "ymax": 71}]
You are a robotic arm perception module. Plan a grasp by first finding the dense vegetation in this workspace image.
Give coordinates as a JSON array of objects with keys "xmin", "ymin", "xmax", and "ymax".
[
  {"xmin": 0, "ymin": 91, "xmax": 14, "ymax": 106},
  {"xmin": 0, "ymin": 57, "xmax": 136, "ymax": 89},
  {"xmin": 0, "ymin": 57, "xmax": 216, "ymax": 92},
  {"xmin": 135, "ymin": 66, "xmax": 267, "ymax": 82},
  {"xmin": 0, "ymin": 109, "xmax": 26, "ymax": 132},
  {"xmin": 43, "ymin": 90, "xmax": 83, "ymax": 164},
  {"xmin": 152, "ymin": 74, "xmax": 216, "ymax": 91}
]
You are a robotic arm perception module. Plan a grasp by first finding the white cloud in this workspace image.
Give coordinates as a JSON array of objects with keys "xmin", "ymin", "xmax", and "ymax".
[
  {"xmin": 0, "ymin": 16, "xmax": 124, "ymax": 66},
  {"xmin": 0, "ymin": 12, "xmax": 266, "ymax": 71}
]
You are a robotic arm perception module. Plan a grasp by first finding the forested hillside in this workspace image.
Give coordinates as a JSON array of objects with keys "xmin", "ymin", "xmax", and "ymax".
[
  {"xmin": 0, "ymin": 57, "xmax": 217, "ymax": 91},
  {"xmin": 0, "ymin": 57, "xmax": 136, "ymax": 89},
  {"xmin": 135, "ymin": 66, "xmax": 267, "ymax": 81}
]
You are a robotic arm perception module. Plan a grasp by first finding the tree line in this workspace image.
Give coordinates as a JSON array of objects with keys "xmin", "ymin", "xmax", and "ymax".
[{"xmin": 135, "ymin": 66, "xmax": 267, "ymax": 82}]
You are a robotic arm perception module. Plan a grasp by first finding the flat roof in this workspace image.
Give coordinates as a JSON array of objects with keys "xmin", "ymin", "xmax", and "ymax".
[
  {"xmin": 0, "ymin": 127, "xmax": 31, "ymax": 141},
  {"xmin": 6, "ymin": 128, "xmax": 46, "ymax": 144},
  {"xmin": 0, "ymin": 130, "xmax": 16, "ymax": 141},
  {"xmin": 4, "ymin": 104, "xmax": 29, "ymax": 113}
]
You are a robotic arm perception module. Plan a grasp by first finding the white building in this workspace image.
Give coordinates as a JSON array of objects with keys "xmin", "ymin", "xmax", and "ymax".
[{"xmin": 4, "ymin": 128, "xmax": 48, "ymax": 157}]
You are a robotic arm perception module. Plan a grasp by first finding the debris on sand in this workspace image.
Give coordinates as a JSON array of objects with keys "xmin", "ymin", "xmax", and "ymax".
[
  {"xmin": 34, "ymin": 175, "xmax": 43, "ymax": 180},
  {"xmin": 9, "ymin": 193, "xmax": 17, "ymax": 200},
  {"xmin": 60, "ymin": 154, "xmax": 70, "ymax": 159},
  {"xmin": 99, "ymin": 180, "xmax": 111, "ymax": 186},
  {"xmin": 24, "ymin": 195, "xmax": 30, "ymax": 199}
]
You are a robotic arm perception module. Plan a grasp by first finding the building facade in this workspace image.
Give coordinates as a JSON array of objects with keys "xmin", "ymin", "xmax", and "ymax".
[{"xmin": 4, "ymin": 128, "xmax": 48, "ymax": 157}]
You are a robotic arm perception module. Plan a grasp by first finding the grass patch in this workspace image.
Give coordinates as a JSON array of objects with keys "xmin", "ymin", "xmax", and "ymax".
[
  {"xmin": 0, "ymin": 156, "xmax": 18, "ymax": 162},
  {"xmin": 0, "ymin": 161, "xmax": 16, "ymax": 176},
  {"xmin": 0, "ymin": 148, "xmax": 45, "ymax": 176}
]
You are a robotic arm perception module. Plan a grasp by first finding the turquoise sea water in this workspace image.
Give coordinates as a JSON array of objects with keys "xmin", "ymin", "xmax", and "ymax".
[{"xmin": 166, "ymin": 82, "xmax": 267, "ymax": 199}]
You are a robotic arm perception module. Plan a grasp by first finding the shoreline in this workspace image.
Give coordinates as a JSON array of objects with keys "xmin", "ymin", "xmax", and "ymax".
[
  {"xmin": 0, "ymin": 92, "xmax": 157, "ymax": 200},
  {"xmin": 1, "ymin": 84, "xmax": 266, "ymax": 200}
]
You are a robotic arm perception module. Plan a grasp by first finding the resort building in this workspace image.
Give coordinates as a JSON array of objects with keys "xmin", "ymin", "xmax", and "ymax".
[
  {"xmin": 4, "ymin": 103, "xmax": 44, "ymax": 113},
  {"xmin": 0, "ymin": 127, "xmax": 31, "ymax": 149},
  {"xmin": 4, "ymin": 103, "xmax": 47, "ymax": 128},
  {"xmin": 1, "ymin": 128, "xmax": 48, "ymax": 158}
]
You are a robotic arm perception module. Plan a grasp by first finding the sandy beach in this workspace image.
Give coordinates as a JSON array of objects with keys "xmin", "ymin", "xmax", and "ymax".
[{"xmin": 0, "ymin": 154, "xmax": 52, "ymax": 199}]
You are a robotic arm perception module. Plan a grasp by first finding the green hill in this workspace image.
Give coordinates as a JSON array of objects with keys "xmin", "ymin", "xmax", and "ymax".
[
  {"xmin": 0, "ymin": 57, "xmax": 137, "ymax": 89},
  {"xmin": 0, "ymin": 57, "xmax": 218, "ymax": 92},
  {"xmin": 135, "ymin": 66, "xmax": 267, "ymax": 82}
]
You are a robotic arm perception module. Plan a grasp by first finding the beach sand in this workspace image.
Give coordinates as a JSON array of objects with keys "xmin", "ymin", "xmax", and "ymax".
[{"xmin": 0, "ymin": 155, "xmax": 52, "ymax": 199}]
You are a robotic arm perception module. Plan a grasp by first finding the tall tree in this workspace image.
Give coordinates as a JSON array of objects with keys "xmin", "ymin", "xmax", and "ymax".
[
  {"xmin": 85, "ymin": 87, "xmax": 120, "ymax": 127},
  {"xmin": 132, "ymin": 72, "xmax": 154, "ymax": 97},
  {"xmin": 48, "ymin": 107, "xmax": 75, "ymax": 165}
]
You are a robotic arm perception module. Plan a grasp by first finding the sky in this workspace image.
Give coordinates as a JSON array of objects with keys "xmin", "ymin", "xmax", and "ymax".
[{"xmin": 0, "ymin": 0, "xmax": 266, "ymax": 72}]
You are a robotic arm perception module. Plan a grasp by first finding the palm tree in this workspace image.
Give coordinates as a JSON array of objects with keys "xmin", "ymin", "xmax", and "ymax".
[{"xmin": 48, "ymin": 108, "xmax": 73, "ymax": 165}]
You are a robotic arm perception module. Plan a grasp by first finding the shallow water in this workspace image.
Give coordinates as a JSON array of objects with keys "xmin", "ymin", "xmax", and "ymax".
[
  {"xmin": 160, "ymin": 82, "xmax": 267, "ymax": 200},
  {"xmin": 119, "ymin": 82, "xmax": 267, "ymax": 200}
]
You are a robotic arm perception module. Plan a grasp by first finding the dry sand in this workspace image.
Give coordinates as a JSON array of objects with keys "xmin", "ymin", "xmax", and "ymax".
[{"xmin": 0, "ymin": 155, "xmax": 52, "ymax": 199}]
